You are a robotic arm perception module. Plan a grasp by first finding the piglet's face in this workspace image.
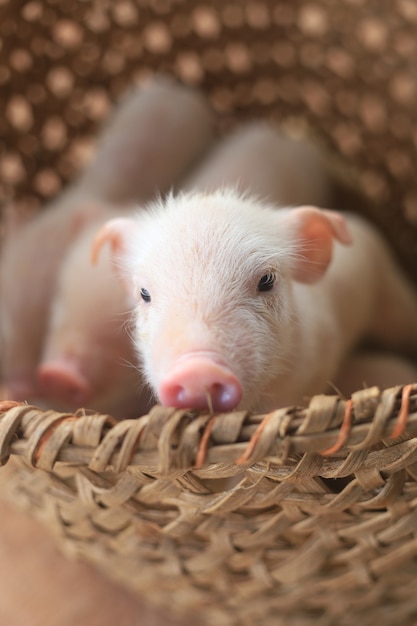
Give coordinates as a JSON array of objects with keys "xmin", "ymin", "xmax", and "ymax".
[{"xmin": 94, "ymin": 190, "xmax": 350, "ymax": 412}]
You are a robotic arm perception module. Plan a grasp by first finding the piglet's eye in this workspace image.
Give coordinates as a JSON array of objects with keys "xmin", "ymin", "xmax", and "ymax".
[
  {"xmin": 140, "ymin": 287, "xmax": 151, "ymax": 303},
  {"xmin": 257, "ymin": 273, "xmax": 276, "ymax": 292}
]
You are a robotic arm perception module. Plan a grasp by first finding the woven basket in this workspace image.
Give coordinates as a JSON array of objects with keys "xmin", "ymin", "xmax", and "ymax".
[{"xmin": 2, "ymin": 1, "xmax": 417, "ymax": 625}]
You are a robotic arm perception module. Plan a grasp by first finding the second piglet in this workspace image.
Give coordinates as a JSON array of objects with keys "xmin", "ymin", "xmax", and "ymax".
[
  {"xmin": 37, "ymin": 211, "xmax": 154, "ymax": 418},
  {"xmin": 94, "ymin": 188, "xmax": 417, "ymax": 413}
]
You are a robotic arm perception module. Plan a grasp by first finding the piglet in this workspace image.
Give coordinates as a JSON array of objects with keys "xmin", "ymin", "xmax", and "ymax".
[
  {"xmin": 35, "ymin": 122, "xmax": 330, "ymax": 416},
  {"xmin": 81, "ymin": 123, "xmax": 334, "ymax": 415},
  {"xmin": 37, "ymin": 212, "xmax": 154, "ymax": 418},
  {"xmin": 38, "ymin": 122, "xmax": 329, "ymax": 417},
  {"xmin": 93, "ymin": 189, "xmax": 417, "ymax": 413},
  {"xmin": 0, "ymin": 77, "xmax": 215, "ymax": 401}
]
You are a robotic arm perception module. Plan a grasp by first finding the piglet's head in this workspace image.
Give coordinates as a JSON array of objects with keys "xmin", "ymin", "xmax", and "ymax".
[{"xmin": 93, "ymin": 190, "xmax": 351, "ymax": 412}]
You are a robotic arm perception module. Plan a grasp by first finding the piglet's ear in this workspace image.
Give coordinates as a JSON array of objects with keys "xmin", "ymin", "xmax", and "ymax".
[
  {"xmin": 91, "ymin": 217, "xmax": 138, "ymax": 296},
  {"xmin": 91, "ymin": 217, "xmax": 134, "ymax": 265},
  {"xmin": 284, "ymin": 206, "xmax": 352, "ymax": 284}
]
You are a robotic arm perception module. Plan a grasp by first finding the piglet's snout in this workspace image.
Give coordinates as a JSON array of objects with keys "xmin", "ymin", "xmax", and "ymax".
[
  {"xmin": 159, "ymin": 356, "xmax": 242, "ymax": 411},
  {"xmin": 38, "ymin": 360, "xmax": 91, "ymax": 406}
]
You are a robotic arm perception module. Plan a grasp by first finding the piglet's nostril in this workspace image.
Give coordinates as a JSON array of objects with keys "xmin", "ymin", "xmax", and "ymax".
[{"xmin": 209, "ymin": 382, "xmax": 240, "ymax": 412}]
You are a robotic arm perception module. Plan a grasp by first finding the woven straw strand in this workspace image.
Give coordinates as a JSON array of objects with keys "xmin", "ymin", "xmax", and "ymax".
[{"xmin": 1, "ymin": 385, "xmax": 416, "ymax": 475}]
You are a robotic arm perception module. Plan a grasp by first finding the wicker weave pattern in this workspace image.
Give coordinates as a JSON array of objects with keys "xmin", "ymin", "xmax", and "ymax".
[
  {"xmin": 1, "ymin": 389, "xmax": 417, "ymax": 625},
  {"xmin": 2, "ymin": 1, "xmax": 417, "ymax": 624}
]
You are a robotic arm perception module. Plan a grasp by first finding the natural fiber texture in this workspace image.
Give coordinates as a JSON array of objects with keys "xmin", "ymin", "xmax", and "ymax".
[
  {"xmin": 2, "ymin": 389, "xmax": 417, "ymax": 626},
  {"xmin": 2, "ymin": 1, "xmax": 417, "ymax": 625}
]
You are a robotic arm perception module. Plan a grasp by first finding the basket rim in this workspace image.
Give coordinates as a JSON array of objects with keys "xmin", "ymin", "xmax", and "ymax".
[{"xmin": 0, "ymin": 383, "xmax": 415, "ymax": 476}]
